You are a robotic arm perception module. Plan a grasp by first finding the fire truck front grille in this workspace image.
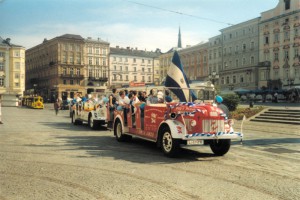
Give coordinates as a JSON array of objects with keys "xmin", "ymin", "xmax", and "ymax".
[{"xmin": 202, "ymin": 119, "xmax": 225, "ymax": 133}]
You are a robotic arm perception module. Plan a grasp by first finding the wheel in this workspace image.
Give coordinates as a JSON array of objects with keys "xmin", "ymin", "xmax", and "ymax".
[
  {"xmin": 210, "ymin": 139, "xmax": 231, "ymax": 156},
  {"xmin": 114, "ymin": 120, "xmax": 126, "ymax": 142},
  {"xmin": 161, "ymin": 128, "xmax": 180, "ymax": 157},
  {"xmin": 88, "ymin": 114, "xmax": 97, "ymax": 130},
  {"xmin": 114, "ymin": 120, "xmax": 131, "ymax": 142}
]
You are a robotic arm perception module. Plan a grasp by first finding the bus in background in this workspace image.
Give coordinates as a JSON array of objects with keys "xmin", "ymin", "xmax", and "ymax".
[{"xmin": 22, "ymin": 96, "xmax": 44, "ymax": 109}]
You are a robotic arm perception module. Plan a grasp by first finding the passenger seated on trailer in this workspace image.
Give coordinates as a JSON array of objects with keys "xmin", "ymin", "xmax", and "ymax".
[
  {"xmin": 157, "ymin": 91, "xmax": 164, "ymax": 103},
  {"xmin": 165, "ymin": 90, "xmax": 173, "ymax": 102},
  {"xmin": 118, "ymin": 90, "xmax": 130, "ymax": 124},
  {"xmin": 146, "ymin": 89, "xmax": 158, "ymax": 105}
]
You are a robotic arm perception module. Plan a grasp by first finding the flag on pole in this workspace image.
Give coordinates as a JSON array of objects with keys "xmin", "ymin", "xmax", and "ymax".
[{"xmin": 165, "ymin": 51, "xmax": 196, "ymax": 102}]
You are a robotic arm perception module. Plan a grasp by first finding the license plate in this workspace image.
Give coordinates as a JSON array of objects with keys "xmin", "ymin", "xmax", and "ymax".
[{"xmin": 187, "ymin": 140, "xmax": 204, "ymax": 145}]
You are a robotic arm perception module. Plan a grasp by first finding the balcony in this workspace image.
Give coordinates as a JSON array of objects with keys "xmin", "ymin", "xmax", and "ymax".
[
  {"xmin": 60, "ymin": 74, "xmax": 84, "ymax": 79},
  {"xmin": 88, "ymin": 77, "xmax": 108, "ymax": 82}
]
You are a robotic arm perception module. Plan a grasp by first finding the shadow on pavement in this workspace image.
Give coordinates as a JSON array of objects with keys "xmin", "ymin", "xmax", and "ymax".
[{"xmin": 54, "ymin": 135, "xmax": 219, "ymax": 163}]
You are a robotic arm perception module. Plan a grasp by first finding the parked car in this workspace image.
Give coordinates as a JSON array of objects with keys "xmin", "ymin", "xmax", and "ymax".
[{"xmin": 60, "ymin": 100, "xmax": 70, "ymax": 110}]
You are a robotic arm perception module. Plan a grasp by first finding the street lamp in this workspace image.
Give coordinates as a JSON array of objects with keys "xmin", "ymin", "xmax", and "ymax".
[
  {"xmin": 208, "ymin": 71, "xmax": 219, "ymax": 85},
  {"xmin": 287, "ymin": 78, "xmax": 294, "ymax": 88}
]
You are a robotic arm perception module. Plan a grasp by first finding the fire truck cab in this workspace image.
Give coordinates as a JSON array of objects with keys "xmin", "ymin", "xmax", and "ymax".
[{"xmin": 111, "ymin": 87, "xmax": 243, "ymax": 157}]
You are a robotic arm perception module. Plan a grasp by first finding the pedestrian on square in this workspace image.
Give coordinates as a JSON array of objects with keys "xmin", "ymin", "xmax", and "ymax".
[{"xmin": 54, "ymin": 99, "xmax": 60, "ymax": 115}]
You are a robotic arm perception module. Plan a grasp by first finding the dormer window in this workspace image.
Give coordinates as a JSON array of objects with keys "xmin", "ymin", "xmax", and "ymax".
[{"xmin": 284, "ymin": 0, "xmax": 290, "ymax": 10}]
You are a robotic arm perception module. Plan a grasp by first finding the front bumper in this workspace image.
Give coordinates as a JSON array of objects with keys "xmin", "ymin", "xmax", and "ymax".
[{"xmin": 184, "ymin": 132, "xmax": 243, "ymax": 140}]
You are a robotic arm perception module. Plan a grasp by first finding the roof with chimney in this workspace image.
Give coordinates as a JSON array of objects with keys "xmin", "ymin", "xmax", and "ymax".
[
  {"xmin": 85, "ymin": 37, "xmax": 109, "ymax": 45},
  {"xmin": 56, "ymin": 34, "xmax": 84, "ymax": 40},
  {"xmin": 0, "ymin": 36, "xmax": 24, "ymax": 48}
]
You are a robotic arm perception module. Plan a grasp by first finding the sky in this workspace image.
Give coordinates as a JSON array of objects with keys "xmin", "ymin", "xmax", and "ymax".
[{"xmin": 0, "ymin": 0, "xmax": 279, "ymax": 53}]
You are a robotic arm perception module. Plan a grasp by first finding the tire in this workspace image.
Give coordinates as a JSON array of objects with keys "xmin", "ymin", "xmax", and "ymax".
[
  {"xmin": 210, "ymin": 139, "xmax": 231, "ymax": 156},
  {"xmin": 88, "ymin": 114, "xmax": 97, "ymax": 130},
  {"xmin": 114, "ymin": 120, "xmax": 131, "ymax": 142},
  {"xmin": 161, "ymin": 128, "xmax": 180, "ymax": 157}
]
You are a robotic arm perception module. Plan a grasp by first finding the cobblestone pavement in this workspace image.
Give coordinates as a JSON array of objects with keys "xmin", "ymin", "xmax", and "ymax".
[{"xmin": 0, "ymin": 104, "xmax": 299, "ymax": 200}]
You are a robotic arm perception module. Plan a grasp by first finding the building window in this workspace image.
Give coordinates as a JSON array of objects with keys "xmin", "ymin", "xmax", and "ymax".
[
  {"xmin": 96, "ymin": 48, "xmax": 99, "ymax": 54},
  {"xmin": 0, "ymin": 77, "xmax": 4, "ymax": 86},
  {"xmin": 89, "ymin": 57, "xmax": 92, "ymax": 65},
  {"xmin": 89, "ymin": 69, "xmax": 92, "ymax": 77},
  {"xmin": 243, "ymin": 44, "xmax": 246, "ymax": 51},
  {"xmin": 0, "ymin": 62, "xmax": 3, "ymax": 71},
  {"xmin": 15, "ymin": 82, "xmax": 19, "ymax": 87},
  {"xmin": 125, "ymin": 57, "xmax": 128, "ymax": 62},
  {"xmin": 235, "ymin": 59, "xmax": 239, "ymax": 67},
  {"xmin": 69, "ymin": 44, "xmax": 74, "ymax": 51},
  {"xmin": 148, "ymin": 76, "xmax": 151, "ymax": 82},
  {"xmin": 63, "ymin": 52, "xmax": 67, "ymax": 63},
  {"xmin": 295, "ymin": 49, "xmax": 299, "ymax": 57},
  {"xmin": 284, "ymin": 31, "xmax": 290, "ymax": 41},
  {"xmin": 233, "ymin": 76, "xmax": 236, "ymax": 83},
  {"xmin": 274, "ymin": 33, "xmax": 279, "ymax": 42},
  {"xmin": 221, "ymin": 77, "xmax": 224, "ymax": 84},
  {"xmin": 64, "ymin": 44, "xmax": 68, "ymax": 51},
  {"xmin": 142, "ymin": 59, "xmax": 144, "ymax": 63},
  {"xmin": 70, "ymin": 80, "xmax": 74, "ymax": 85},
  {"xmin": 284, "ymin": 0, "xmax": 290, "ymax": 10},
  {"xmin": 284, "ymin": 50, "xmax": 289, "ymax": 61},
  {"xmin": 77, "ymin": 68, "xmax": 80, "ymax": 75},
  {"xmin": 120, "ymin": 66, "xmax": 122, "ymax": 71},
  {"xmin": 63, "ymin": 68, "xmax": 67, "ymax": 75},
  {"xmin": 275, "ymin": 52, "xmax": 279, "ymax": 61},
  {"xmin": 63, "ymin": 80, "xmax": 67, "ymax": 85},
  {"xmin": 133, "ymin": 58, "xmax": 136, "ymax": 63},
  {"xmin": 148, "ymin": 68, "xmax": 151, "ymax": 73},
  {"xmin": 250, "ymin": 56, "xmax": 254, "ymax": 64},
  {"xmin": 265, "ymin": 36, "xmax": 269, "ymax": 44},
  {"xmin": 96, "ymin": 58, "xmax": 99, "ymax": 65},
  {"xmin": 126, "ymin": 75, "xmax": 128, "ymax": 81},
  {"xmin": 76, "ymin": 53, "xmax": 81, "ymax": 64},
  {"xmin": 142, "ymin": 68, "xmax": 145, "ymax": 72},
  {"xmin": 114, "ymin": 65, "xmax": 116, "ymax": 70},
  {"xmin": 125, "ymin": 66, "xmax": 128, "ymax": 71},
  {"xmin": 0, "ymin": 52, "xmax": 5, "ymax": 57},
  {"xmin": 70, "ymin": 53, "xmax": 74, "ymax": 63},
  {"xmin": 119, "ymin": 57, "xmax": 122, "ymax": 62},
  {"xmin": 95, "ymin": 69, "xmax": 99, "ymax": 77},
  {"xmin": 88, "ymin": 47, "xmax": 92, "ymax": 54},
  {"xmin": 14, "ymin": 51, "xmax": 20, "ymax": 57},
  {"xmin": 134, "ymin": 76, "xmax": 137, "ymax": 81},
  {"xmin": 77, "ymin": 80, "xmax": 80, "ymax": 85},
  {"xmin": 14, "ymin": 62, "xmax": 20, "ymax": 70},
  {"xmin": 295, "ymin": 28, "xmax": 299, "ymax": 37},
  {"xmin": 251, "ymin": 42, "xmax": 254, "ymax": 49},
  {"xmin": 148, "ymin": 59, "xmax": 151, "ymax": 64},
  {"xmin": 76, "ymin": 44, "xmax": 80, "ymax": 52},
  {"xmin": 14, "ymin": 73, "xmax": 19, "ymax": 79},
  {"xmin": 240, "ymin": 76, "xmax": 244, "ymax": 83},
  {"xmin": 70, "ymin": 68, "xmax": 74, "ymax": 75},
  {"xmin": 142, "ymin": 76, "xmax": 145, "ymax": 82},
  {"xmin": 103, "ymin": 49, "xmax": 106, "ymax": 55},
  {"xmin": 242, "ymin": 58, "xmax": 246, "ymax": 65},
  {"xmin": 226, "ymin": 76, "xmax": 230, "ymax": 84},
  {"xmin": 134, "ymin": 67, "xmax": 136, "ymax": 72}
]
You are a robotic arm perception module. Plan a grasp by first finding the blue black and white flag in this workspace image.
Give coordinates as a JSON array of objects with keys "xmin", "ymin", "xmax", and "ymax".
[{"xmin": 165, "ymin": 51, "xmax": 197, "ymax": 102}]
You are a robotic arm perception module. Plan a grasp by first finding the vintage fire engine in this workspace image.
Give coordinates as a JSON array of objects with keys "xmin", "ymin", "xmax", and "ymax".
[
  {"xmin": 111, "ymin": 97, "xmax": 243, "ymax": 157},
  {"xmin": 71, "ymin": 99, "xmax": 107, "ymax": 129}
]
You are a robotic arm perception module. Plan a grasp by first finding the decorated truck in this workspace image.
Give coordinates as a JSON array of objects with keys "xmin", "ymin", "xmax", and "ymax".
[
  {"xmin": 71, "ymin": 97, "xmax": 108, "ymax": 129},
  {"xmin": 110, "ymin": 87, "xmax": 243, "ymax": 157}
]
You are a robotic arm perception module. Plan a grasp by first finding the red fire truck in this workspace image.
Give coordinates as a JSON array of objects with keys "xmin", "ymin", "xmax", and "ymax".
[{"xmin": 109, "ymin": 87, "xmax": 243, "ymax": 157}]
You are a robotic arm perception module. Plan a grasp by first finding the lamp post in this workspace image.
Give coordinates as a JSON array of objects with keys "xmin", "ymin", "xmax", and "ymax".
[
  {"xmin": 208, "ymin": 71, "xmax": 219, "ymax": 85},
  {"xmin": 287, "ymin": 78, "xmax": 294, "ymax": 88}
]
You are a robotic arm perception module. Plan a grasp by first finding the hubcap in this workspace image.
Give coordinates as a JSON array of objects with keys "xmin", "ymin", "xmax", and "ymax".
[
  {"xmin": 117, "ymin": 123, "xmax": 122, "ymax": 138},
  {"xmin": 162, "ymin": 132, "xmax": 172, "ymax": 152}
]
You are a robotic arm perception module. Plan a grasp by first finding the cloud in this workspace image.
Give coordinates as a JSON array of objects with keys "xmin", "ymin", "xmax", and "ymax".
[{"xmin": 6, "ymin": 21, "xmax": 208, "ymax": 52}]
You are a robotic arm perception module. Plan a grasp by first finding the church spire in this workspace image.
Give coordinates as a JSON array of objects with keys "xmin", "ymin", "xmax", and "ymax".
[{"xmin": 177, "ymin": 27, "xmax": 182, "ymax": 48}]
